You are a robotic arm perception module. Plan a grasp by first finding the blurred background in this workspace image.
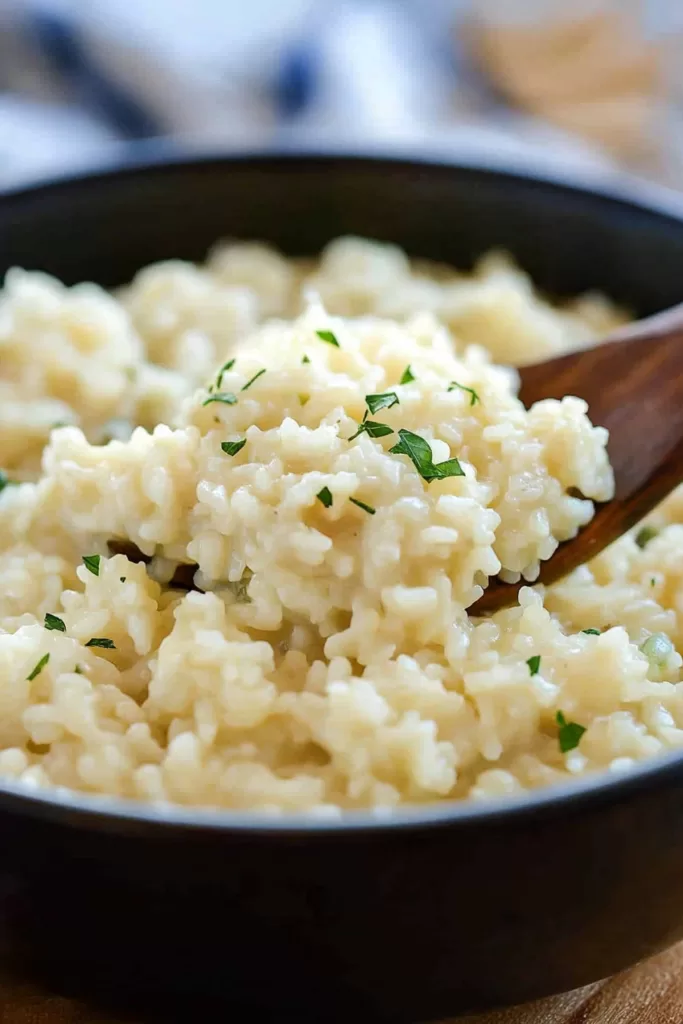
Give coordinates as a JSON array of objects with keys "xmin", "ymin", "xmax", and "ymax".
[{"xmin": 1, "ymin": 0, "xmax": 683, "ymax": 190}]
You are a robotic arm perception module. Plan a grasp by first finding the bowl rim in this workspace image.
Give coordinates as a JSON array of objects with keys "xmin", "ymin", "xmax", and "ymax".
[{"xmin": 4, "ymin": 143, "xmax": 683, "ymax": 838}]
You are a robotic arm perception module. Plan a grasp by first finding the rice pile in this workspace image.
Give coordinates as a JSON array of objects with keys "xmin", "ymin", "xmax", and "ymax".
[{"xmin": 0, "ymin": 236, "xmax": 680, "ymax": 815}]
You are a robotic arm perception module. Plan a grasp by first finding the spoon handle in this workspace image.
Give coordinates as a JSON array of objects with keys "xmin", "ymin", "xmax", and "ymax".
[{"xmin": 474, "ymin": 307, "xmax": 683, "ymax": 614}]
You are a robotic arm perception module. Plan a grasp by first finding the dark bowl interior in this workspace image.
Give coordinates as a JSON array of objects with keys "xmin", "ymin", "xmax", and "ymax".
[{"xmin": 4, "ymin": 150, "xmax": 683, "ymax": 1022}]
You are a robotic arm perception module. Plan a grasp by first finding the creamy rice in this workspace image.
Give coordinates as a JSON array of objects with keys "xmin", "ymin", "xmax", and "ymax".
[{"xmin": 0, "ymin": 236, "xmax": 679, "ymax": 815}]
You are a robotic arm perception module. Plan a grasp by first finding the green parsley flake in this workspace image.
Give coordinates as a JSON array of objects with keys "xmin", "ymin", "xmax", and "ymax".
[
  {"xmin": 350, "ymin": 497, "xmax": 376, "ymax": 515},
  {"xmin": 120, "ymin": 577, "xmax": 127, "ymax": 583},
  {"xmin": 299, "ymin": 394, "xmax": 310, "ymax": 407},
  {"xmin": 241, "ymin": 368, "xmax": 266, "ymax": 392},
  {"xmin": 302, "ymin": 354, "xmax": 311, "ymax": 364},
  {"xmin": 82, "ymin": 554, "xmax": 101, "ymax": 577},
  {"xmin": 221, "ymin": 438, "xmax": 247, "ymax": 457},
  {"xmin": 226, "ymin": 569, "xmax": 252, "ymax": 604},
  {"xmin": 399, "ymin": 365, "xmax": 415, "ymax": 385},
  {"xmin": 581, "ymin": 628, "xmax": 601, "ymax": 636},
  {"xmin": 202, "ymin": 392, "xmax": 237, "ymax": 407},
  {"xmin": 85, "ymin": 638, "xmax": 116, "ymax": 649},
  {"xmin": 317, "ymin": 487, "xmax": 333, "ymax": 508},
  {"xmin": 365, "ymin": 392, "xmax": 399, "ymax": 415},
  {"xmin": 348, "ymin": 420, "xmax": 394, "ymax": 441},
  {"xmin": 448, "ymin": 381, "xmax": 480, "ymax": 406},
  {"xmin": 44, "ymin": 613, "xmax": 66, "ymax": 632},
  {"xmin": 651, "ymin": 577, "xmax": 657, "ymax": 587},
  {"xmin": 0, "ymin": 470, "xmax": 14, "ymax": 494},
  {"xmin": 556, "ymin": 711, "xmax": 586, "ymax": 753},
  {"xmin": 389, "ymin": 429, "xmax": 464, "ymax": 482},
  {"xmin": 635, "ymin": 525, "xmax": 658, "ymax": 548},
  {"xmin": 316, "ymin": 329, "xmax": 340, "ymax": 348},
  {"xmin": 74, "ymin": 665, "xmax": 83, "ymax": 674},
  {"xmin": 27, "ymin": 653, "xmax": 50, "ymax": 682},
  {"xmin": 527, "ymin": 655, "xmax": 541, "ymax": 675},
  {"xmin": 215, "ymin": 358, "xmax": 235, "ymax": 390}
]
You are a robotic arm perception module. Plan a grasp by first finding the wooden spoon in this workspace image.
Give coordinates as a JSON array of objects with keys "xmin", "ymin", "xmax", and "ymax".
[{"xmin": 473, "ymin": 302, "xmax": 683, "ymax": 614}]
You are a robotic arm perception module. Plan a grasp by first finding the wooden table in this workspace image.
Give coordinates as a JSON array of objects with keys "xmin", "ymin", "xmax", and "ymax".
[{"xmin": 4, "ymin": 942, "xmax": 683, "ymax": 1023}]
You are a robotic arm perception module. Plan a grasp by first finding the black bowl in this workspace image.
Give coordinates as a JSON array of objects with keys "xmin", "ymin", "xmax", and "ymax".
[{"xmin": 3, "ymin": 150, "xmax": 683, "ymax": 1023}]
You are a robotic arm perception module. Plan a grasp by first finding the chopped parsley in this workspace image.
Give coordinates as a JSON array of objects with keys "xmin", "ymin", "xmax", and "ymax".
[
  {"xmin": 581, "ymin": 628, "xmax": 601, "ymax": 636},
  {"xmin": 120, "ymin": 577, "xmax": 127, "ymax": 583},
  {"xmin": 44, "ymin": 613, "xmax": 66, "ymax": 632},
  {"xmin": 82, "ymin": 554, "xmax": 101, "ymax": 577},
  {"xmin": 526, "ymin": 655, "xmax": 541, "ymax": 675},
  {"xmin": 299, "ymin": 394, "xmax": 310, "ymax": 406},
  {"xmin": 556, "ymin": 711, "xmax": 586, "ymax": 753},
  {"xmin": 399, "ymin": 365, "xmax": 415, "ymax": 385},
  {"xmin": 448, "ymin": 381, "xmax": 480, "ymax": 406},
  {"xmin": 317, "ymin": 487, "xmax": 333, "ymax": 508},
  {"xmin": 365, "ymin": 392, "xmax": 399, "ymax": 415},
  {"xmin": 241, "ymin": 368, "xmax": 266, "ymax": 392},
  {"xmin": 74, "ymin": 665, "xmax": 83, "ymax": 674},
  {"xmin": 202, "ymin": 392, "xmax": 237, "ymax": 407},
  {"xmin": 0, "ymin": 470, "xmax": 14, "ymax": 494},
  {"xmin": 215, "ymin": 358, "xmax": 235, "ymax": 390},
  {"xmin": 85, "ymin": 638, "xmax": 116, "ymax": 649},
  {"xmin": 226, "ymin": 569, "xmax": 252, "ymax": 604},
  {"xmin": 635, "ymin": 525, "xmax": 658, "ymax": 548},
  {"xmin": 350, "ymin": 497, "xmax": 376, "ymax": 515},
  {"xmin": 651, "ymin": 577, "xmax": 657, "ymax": 587},
  {"xmin": 221, "ymin": 438, "xmax": 247, "ymax": 457},
  {"xmin": 302, "ymin": 354, "xmax": 311, "ymax": 364},
  {"xmin": 348, "ymin": 419, "xmax": 394, "ymax": 441},
  {"xmin": 27, "ymin": 653, "xmax": 49, "ymax": 682},
  {"xmin": 389, "ymin": 429, "xmax": 464, "ymax": 482},
  {"xmin": 316, "ymin": 329, "xmax": 340, "ymax": 348}
]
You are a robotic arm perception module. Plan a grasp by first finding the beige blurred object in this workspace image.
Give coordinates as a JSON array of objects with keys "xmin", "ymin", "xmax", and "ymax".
[{"xmin": 467, "ymin": 1, "xmax": 665, "ymax": 160}]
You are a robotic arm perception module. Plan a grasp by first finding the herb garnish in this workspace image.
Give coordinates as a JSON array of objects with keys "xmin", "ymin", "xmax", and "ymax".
[
  {"xmin": 635, "ymin": 525, "xmax": 658, "ymax": 548},
  {"xmin": 44, "ymin": 613, "xmax": 66, "ymax": 632},
  {"xmin": 317, "ymin": 487, "xmax": 333, "ymax": 508},
  {"xmin": 350, "ymin": 497, "xmax": 376, "ymax": 515},
  {"xmin": 302, "ymin": 354, "xmax": 311, "ymax": 364},
  {"xmin": 202, "ymin": 392, "xmax": 237, "ymax": 407},
  {"xmin": 389, "ymin": 429, "xmax": 464, "ymax": 482},
  {"xmin": 120, "ymin": 577, "xmax": 127, "ymax": 583},
  {"xmin": 448, "ymin": 381, "xmax": 480, "ymax": 406},
  {"xmin": 27, "ymin": 653, "xmax": 49, "ymax": 681},
  {"xmin": 0, "ymin": 470, "xmax": 14, "ymax": 494},
  {"xmin": 241, "ymin": 368, "xmax": 266, "ymax": 391},
  {"xmin": 527, "ymin": 655, "xmax": 541, "ymax": 675},
  {"xmin": 316, "ymin": 329, "xmax": 340, "ymax": 348},
  {"xmin": 221, "ymin": 438, "xmax": 247, "ymax": 457},
  {"xmin": 226, "ymin": 569, "xmax": 252, "ymax": 604},
  {"xmin": 85, "ymin": 638, "xmax": 116, "ymax": 649},
  {"xmin": 556, "ymin": 711, "xmax": 586, "ymax": 753},
  {"xmin": 348, "ymin": 418, "xmax": 394, "ymax": 441},
  {"xmin": 365, "ymin": 392, "xmax": 399, "ymax": 415},
  {"xmin": 581, "ymin": 628, "xmax": 601, "ymax": 636},
  {"xmin": 215, "ymin": 358, "xmax": 235, "ymax": 390},
  {"xmin": 83, "ymin": 554, "xmax": 101, "ymax": 577},
  {"xmin": 299, "ymin": 394, "xmax": 310, "ymax": 406},
  {"xmin": 399, "ymin": 365, "xmax": 415, "ymax": 385}
]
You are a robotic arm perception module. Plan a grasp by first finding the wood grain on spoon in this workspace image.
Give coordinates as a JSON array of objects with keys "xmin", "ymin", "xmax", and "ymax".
[{"xmin": 474, "ymin": 301, "xmax": 683, "ymax": 614}]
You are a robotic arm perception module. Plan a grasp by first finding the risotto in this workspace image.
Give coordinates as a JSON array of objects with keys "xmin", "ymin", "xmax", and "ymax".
[{"xmin": 0, "ymin": 236, "xmax": 680, "ymax": 815}]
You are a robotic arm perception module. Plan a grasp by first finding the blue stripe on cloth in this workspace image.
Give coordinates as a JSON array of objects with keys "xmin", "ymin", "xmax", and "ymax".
[{"xmin": 25, "ymin": 9, "xmax": 161, "ymax": 139}]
